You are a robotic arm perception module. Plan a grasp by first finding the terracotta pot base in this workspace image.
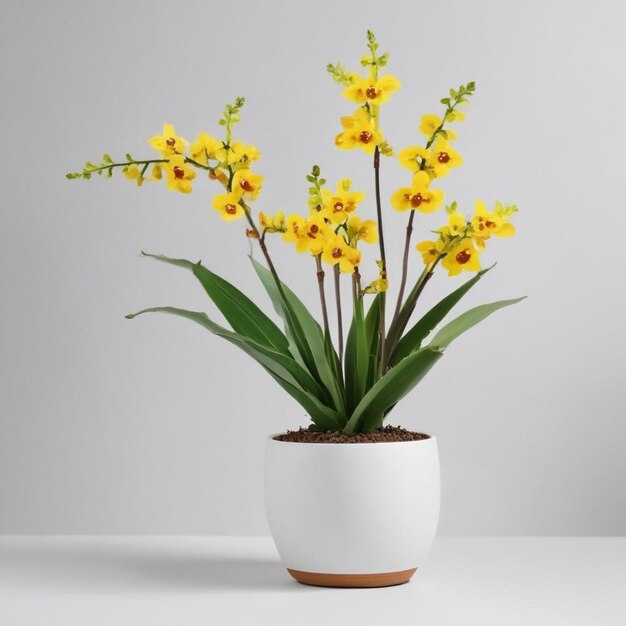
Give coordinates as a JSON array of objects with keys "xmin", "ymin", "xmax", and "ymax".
[{"xmin": 287, "ymin": 567, "xmax": 417, "ymax": 588}]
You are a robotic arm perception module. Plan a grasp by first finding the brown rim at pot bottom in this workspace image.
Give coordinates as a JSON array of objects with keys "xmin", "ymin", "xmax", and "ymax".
[{"xmin": 287, "ymin": 567, "xmax": 417, "ymax": 588}]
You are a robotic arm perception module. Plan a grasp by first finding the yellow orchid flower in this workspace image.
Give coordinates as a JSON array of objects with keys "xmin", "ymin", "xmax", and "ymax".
[
  {"xmin": 163, "ymin": 155, "xmax": 196, "ymax": 193},
  {"xmin": 492, "ymin": 201, "xmax": 517, "ymax": 237},
  {"xmin": 446, "ymin": 109, "xmax": 466, "ymax": 122},
  {"xmin": 364, "ymin": 259, "xmax": 388, "ymax": 293},
  {"xmin": 232, "ymin": 169, "xmax": 264, "ymax": 200},
  {"xmin": 416, "ymin": 238, "xmax": 445, "ymax": 265},
  {"xmin": 148, "ymin": 123, "xmax": 188, "ymax": 157},
  {"xmin": 347, "ymin": 215, "xmax": 378, "ymax": 244},
  {"xmin": 343, "ymin": 74, "xmax": 401, "ymax": 106},
  {"xmin": 398, "ymin": 145, "xmax": 431, "ymax": 172},
  {"xmin": 321, "ymin": 236, "xmax": 362, "ymax": 273},
  {"xmin": 419, "ymin": 114, "xmax": 442, "ymax": 138},
  {"xmin": 259, "ymin": 210, "xmax": 286, "ymax": 233},
  {"xmin": 190, "ymin": 132, "xmax": 223, "ymax": 166},
  {"xmin": 282, "ymin": 214, "xmax": 306, "ymax": 244},
  {"xmin": 418, "ymin": 114, "xmax": 458, "ymax": 142},
  {"xmin": 471, "ymin": 200, "xmax": 516, "ymax": 248},
  {"xmin": 212, "ymin": 191, "xmax": 245, "ymax": 221},
  {"xmin": 445, "ymin": 211, "xmax": 467, "ymax": 237},
  {"xmin": 335, "ymin": 108, "xmax": 382, "ymax": 154},
  {"xmin": 150, "ymin": 164, "xmax": 163, "ymax": 181},
  {"xmin": 320, "ymin": 179, "xmax": 365, "ymax": 224},
  {"xmin": 295, "ymin": 215, "xmax": 332, "ymax": 255},
  {"xmin": 472, "ymin": 200, "xmax": 505, "ymax": 236},
  {"xmin": 208, "ymin": 168, "xmax": 228, "ymax": 186},
  {"xmin": 441, "ymin": 238, "xmax": 481, "ymax": 276},
  {"xmin": 223, "ymin": 141, "xmax": 261, "ymax": 167},
  {"xmin": 364, "ymin": 277, "xmax": 389, "ymax": 294},
  {"xmin": 391, "ymin": 171, "xmax": 444, "ymax": 213},
  {"xmin": 425, "ymin": 139, "xmax": 463, "ymax": 178},
  {"xmin": 123, "ymin": 164, "xmax": 142, "ymax": 186}
]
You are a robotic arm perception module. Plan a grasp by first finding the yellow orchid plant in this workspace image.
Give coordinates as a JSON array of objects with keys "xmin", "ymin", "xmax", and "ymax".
[{"xmin": 67, "ymin": 31, "xmax": 523, "ymax": 434}]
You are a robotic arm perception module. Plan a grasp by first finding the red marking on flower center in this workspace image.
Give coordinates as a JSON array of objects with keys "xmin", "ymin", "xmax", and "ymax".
[
  {"xmin": 359, "ymin": 131, "xmax": 373, "ymax": 144},
  {"xmin": 437, "ymin": 152, "xmax": 450, "ymax": 164},
  {"xmin": 173, "ymin": 166, "xmax": 185, "ymax": 179},
  {"xmin": 478, "ymin": 222, "xmax": 485, "ymax": 230},
  {"xmin": 333, "ymin": 201, "xmax": 344, "ymax": 212},
  {"xmin": 456, "ymin": 249, "xmax": 471, "ymax": 264},
  {"xmin": 332, "ymin": 248, "xmax": 343, "ymax": 259},
  {"xmin": 410, "ymin": 193, "xmax": 424, "ymax": 208},
  {"xmin": 240, "ymin": 179, "xmax": 253, "ymax": 192},
  {"xmin": 366, "ymin": 87, "xmax": 378, "ymax": 99},
  {"xmin": 166, "ymin": 137, "xmax": 176, "ymax": 147},
  {"xmin": 310, "ymin": 224, "xmax": 319, "ymax": 234},
  {"xmin": 485, "ymin": 220, "xmax": 496, "ymax": 229},
  {"xmin": 224, "ymin": 203, "xmax": 237, "ymax": 215}
]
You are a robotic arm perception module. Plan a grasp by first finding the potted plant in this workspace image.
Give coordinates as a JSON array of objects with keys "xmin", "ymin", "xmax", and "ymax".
[{"xmin": 67, "ymin": 31, "xmax": 523, "ymax": 588}]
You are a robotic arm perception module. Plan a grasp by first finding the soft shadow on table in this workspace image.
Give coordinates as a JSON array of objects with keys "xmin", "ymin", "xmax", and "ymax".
[
  {"xmin": 124, "ymin": 553, "xmax": 294, "ymax": 592},
  {"xmin": 0, "ymin": 543, "xmax": 299, "ymax": 593}
]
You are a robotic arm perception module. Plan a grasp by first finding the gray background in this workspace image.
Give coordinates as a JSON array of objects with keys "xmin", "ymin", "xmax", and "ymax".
[{"xmin": 1, "ymin": 0, "xmax": 624, "ymax": 535}]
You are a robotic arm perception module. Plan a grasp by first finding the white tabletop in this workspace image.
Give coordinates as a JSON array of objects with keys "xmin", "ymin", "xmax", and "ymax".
[{"xmin": 0, "ymin": 536, "xmax": 624, "ymax": 625}]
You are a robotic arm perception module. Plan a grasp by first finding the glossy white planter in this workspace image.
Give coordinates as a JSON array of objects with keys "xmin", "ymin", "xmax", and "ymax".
[{"xmin": 264, "ymin": 434, "xmax": 440, "ymax": 587}]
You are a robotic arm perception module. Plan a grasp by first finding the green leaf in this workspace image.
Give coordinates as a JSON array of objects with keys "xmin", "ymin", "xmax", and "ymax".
[
  {"xmin": 126, "ymin": 306, "xmax": 341, "ymax": 430},
  {"xmin": 385, "ymin": 268, "xmax": 430, "ymax": 360},
  {"xmin": 364, "ymin": 293, "xmax": 381, "ymax": 389},
  {"xmin": 250, "ymin": 256, "xmax": 346, "ymax": 419},
  {"xmin": 344, "ymin": 293, "xmax": 381, "ymax": 417},
  {"xmin": 344, "ymin": 312, "xmax": 357, "ymax": 412},
  {"xmin": 263, "ymin": 370, "xmax": 343, "ymax": 431},
  {"xmin": 343, "ymin": 347, "xmax": 444, "ymax": 434},
  {"xmin": 141, "ymin": 253, "xmax": 291, "ymax": 356},
  {"xmin": 344, "ymin": 297, "xmax": 368, "ymax": 413},
  {"xmin": 389, "ymin": 266, "xmax": 493, "ymax": 366},
  {"xmin": 428, "ymin": 297, "xmax": 526, "ymax": 350},
  {"xmin": 323, "ymin": 329, "xmax": 345, "ymax": 415}
]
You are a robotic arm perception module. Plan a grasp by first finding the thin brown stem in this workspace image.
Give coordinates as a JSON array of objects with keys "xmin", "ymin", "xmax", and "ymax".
[
  {"xmin": 333, "ymin": 265, "xmax": 344, "ymax": 363},
  {"xmin": 385, "ymin": 270, "xmax": 433, "ymax": 368},
  {"xmin": 352, "ymin": 267, "xmax": 363, "ymax": 300},
  {"xmin": 373, "ymin": 146, "xmax": 387, "ymax": 273},
  {"xmin": 242, "ymin": 206, "xmax": 289, "ymax": 305},
  {"xmin": 390, "ymin": 100, "xmax": 463, "ymax": 331},
  {"xmin": 392, "ymin": 210, "xmax": 415, "ymax": 325},
  {"xmin": 373, "ymin": 146, "xmax": 387, "ymax": 378},
  {"xmin": 384, "ymin": 255, "xmax": 444, "ymax": 370},
  {"xmin": 315, "ymin": 255, "xmax": 331, "ymax": 337}
]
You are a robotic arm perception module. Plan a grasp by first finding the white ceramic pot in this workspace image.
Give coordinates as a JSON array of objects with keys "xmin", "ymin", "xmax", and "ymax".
[{"xmin": 264, "ymin": 434, "xmax": 440, "ymax": 588}]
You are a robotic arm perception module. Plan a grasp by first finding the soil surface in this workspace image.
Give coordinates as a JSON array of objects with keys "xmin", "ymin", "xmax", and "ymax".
[{"xmin": 273, "ymin": 425, "xmax": 430, "ymax": 444}]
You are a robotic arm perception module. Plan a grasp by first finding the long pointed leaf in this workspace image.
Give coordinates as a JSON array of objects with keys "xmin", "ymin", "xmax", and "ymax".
[
  {"xmin": 390, "ymin": 266, "xmax": 493, "ymax": 366},
  {"xmin": 262, "ymin": 369, "xmax": 343, "ymax": 431},
  {"xmin": 141, "ymin": 252, "xmax": 291, "ymax": 356},
  {"xmin": 364, "ymin": 294, "xmax": 382, "ymax": 390},
  {"xmin": 126, "ymin": 306, "xmax": 341, "ymax": 430},
  {"xmin": 250, "ymin": 256, "xmax": 346, "ymax": 419},
  {"xmin": 352, "ymin": 298, "xmax": 368, "ymax": 407},
  {"xmin": 428, "ymin": 297, "xmax": 526, "ymax": 350},
  {"xmin": 345, "ymin": 294, "xmax": 380, "ymax": 413},
  {"xmin": 343, "ymin": 347, "xmax": 444, "ymax": 434},
  {"xmin": 344, "ymin": 311, "xmax": 357, "ymax": 413}
]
